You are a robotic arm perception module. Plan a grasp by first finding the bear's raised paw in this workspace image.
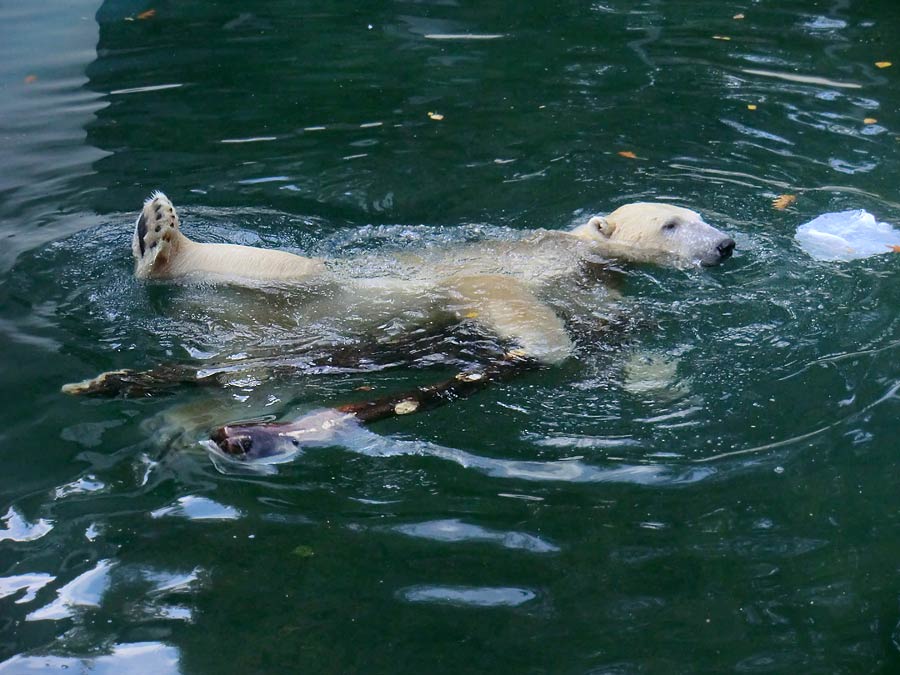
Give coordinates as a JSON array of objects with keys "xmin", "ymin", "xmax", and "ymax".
[{"xmin": 132, "ymin": 191, "xmax": 180, "ymax": 278}]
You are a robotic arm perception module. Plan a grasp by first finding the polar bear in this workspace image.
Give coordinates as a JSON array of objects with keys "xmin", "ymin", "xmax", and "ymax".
[
  {"xmin": 64, "ymin": 192, "xmax": 734, "ymax": 455},
  {"xmin": 123, "ymin": 191, "xmax": 733, "ymax": 365},
  {"xmin": 132, "ymin": 191, "xmax": 733, "ymax": 284}
]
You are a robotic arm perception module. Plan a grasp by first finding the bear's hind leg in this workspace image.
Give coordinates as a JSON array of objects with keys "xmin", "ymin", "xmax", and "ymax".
[{"xmin": 132, "ymin": 191, "xmax": 182, "ymax": 278}]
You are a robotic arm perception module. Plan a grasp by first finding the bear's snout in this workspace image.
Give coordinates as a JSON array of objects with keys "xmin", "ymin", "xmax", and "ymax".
[
  {"xmin": 717, "ymin": 238, "xmax": 736, "ymax": 261},
  {"xmin": 698, "ymin": 236, "xmax": 736, "ymax": 267}
]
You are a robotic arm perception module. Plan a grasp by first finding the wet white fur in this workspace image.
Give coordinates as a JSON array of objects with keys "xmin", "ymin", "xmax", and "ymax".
[
  {"xmin": 131, "ymin": 195, "xmax": 731, "ymax": 364},
  {"xmin": 133, "ymin": 192, "xmax": 325, "ymax": 281}
]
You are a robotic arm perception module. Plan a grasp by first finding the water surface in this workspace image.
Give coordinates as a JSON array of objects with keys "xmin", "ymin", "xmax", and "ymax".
[{"xmin": 3, "ymin": 0, "xmax": 900, "ymax": 672}]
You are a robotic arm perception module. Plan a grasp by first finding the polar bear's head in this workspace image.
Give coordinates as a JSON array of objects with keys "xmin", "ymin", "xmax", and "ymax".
[{"xmin": 571, "ymin": 202, "xmax": 735, "ymax": 267}]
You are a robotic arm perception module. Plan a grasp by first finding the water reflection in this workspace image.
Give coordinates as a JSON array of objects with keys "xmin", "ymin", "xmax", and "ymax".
[
  {"xmin": 54, "ymin": 474, "xmax": 106, "ymax": 499},
  {"xmin": 150, "ymin": 496, "xmax": 242, "ymax": 521},
  {"xmin": 3, "ymin": 0, "xmax": 900, "ymax": 672},
  {"xmin": 0, "ymin": 642, "xmax": 181, "ymax": 675},
  {"xmin": 399, "ymin": 585, "xmax": 536, "ymax": 608},
  {"xmin": 392, "ymin": 519, "xmax": 559, "ymax": 553},
  {"xmin": 740, "ymin": 67, "xmax": 862, "ymax": 89},
  {"xmin": 205, "ymin": 412, "xmax": 717, "ymax": 485},
  {"xmin": 143, "ymin": 567, "xmax": 204, "ymax": 595},
  {"xmin": 0, "ymin": 0, "xmax": 107, "ymax": 272},
  {"xmin": 0, "ymin": 507, "xmax": 53, "ymax": 543},
  {"xmin": 0, "ymin": 573, "xmax": 55, "ymax": 604},
  {"xmin": 26, "ymin": 559, "xmax": 113, "ymax": 622}
]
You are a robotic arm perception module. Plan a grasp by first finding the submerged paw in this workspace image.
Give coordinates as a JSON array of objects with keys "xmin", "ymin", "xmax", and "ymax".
[{"xmin": 61, "ymin": 369, "xmax": 135, "ymax": 396}]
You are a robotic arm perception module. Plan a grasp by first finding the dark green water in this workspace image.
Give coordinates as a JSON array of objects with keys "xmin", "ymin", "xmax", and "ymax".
[{"xmin": 3, "ymin": 0, "xmax": 900, "ymax": 672}]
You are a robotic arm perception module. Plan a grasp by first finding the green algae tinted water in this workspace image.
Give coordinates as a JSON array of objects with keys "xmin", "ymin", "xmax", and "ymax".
[{"xmin": 3, "ymin": 1, "xmax": 900, "ymax": 672}]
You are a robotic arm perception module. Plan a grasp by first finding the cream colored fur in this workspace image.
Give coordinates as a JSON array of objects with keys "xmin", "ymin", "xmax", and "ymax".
[
  {"xmin": 129, "ymin": 193, "xmax": 734, "ymax": 365},
  {"xmin": 133, "ymin": 192, "xmax": 325, "ymax": 281},
  {"xmin": 569, "ymin": 202, "xmax": 733, "ymax": 267}
]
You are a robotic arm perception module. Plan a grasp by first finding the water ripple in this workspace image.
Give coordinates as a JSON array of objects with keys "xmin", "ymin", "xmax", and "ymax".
[
  {"xmin": 150, "ymin": 496, "xmax": 242, "ymax": 521},
  {"xmin": 399, "ymin": 585, "xmax": 536, "ymax": 608},
  {"xmin": 392, "ymin": 519, "xmax": 559, "ymax": 553},
  {"xmin": 0, "ymin": 642, "xmax": 181, "ymax": 675},
  {"xmin": 205, "ymin": 412, "xmax": 717, "ymax": 485},
  {"xmin": 26, "ymin": 559, "xmax": 114, "ymax": 622},
  {"xmin": 0, "ymin": 507, "xmax": 53, "ymax": 543},
  {"xmin": 0, "ymin": 573, "xmax": 55, "ymax": 604}
]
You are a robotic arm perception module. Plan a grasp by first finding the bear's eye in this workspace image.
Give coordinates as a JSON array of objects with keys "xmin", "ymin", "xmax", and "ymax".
[{"xmin": 662, "ymin": 221, "xmax": 678, "ymax": 232}]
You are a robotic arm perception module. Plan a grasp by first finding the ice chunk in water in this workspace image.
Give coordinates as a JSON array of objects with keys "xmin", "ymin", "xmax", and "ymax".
[{"xmin": 795, "ymin": 210, "xmax": 900, "ymax": 261}]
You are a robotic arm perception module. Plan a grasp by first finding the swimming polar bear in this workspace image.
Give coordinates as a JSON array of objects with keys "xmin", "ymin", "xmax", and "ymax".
[
  {"xmin": 132, "ymin": 191, "xmax": 733, "ymax": 283},
  {"xmin": 64, "ymin": 192, "xmax": 734, "ymax": 458},
  {"xmin": 124, "ymin": 191, "xmax": 733, "ymax": 364}
]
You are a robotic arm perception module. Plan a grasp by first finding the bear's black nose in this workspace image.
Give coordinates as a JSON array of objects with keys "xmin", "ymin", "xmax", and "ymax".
[{"xmin": 717, "ymin": 238, "xmax": 736, "ymax": 259}]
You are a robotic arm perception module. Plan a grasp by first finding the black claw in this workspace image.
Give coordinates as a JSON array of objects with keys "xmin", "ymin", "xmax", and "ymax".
[{"xmin": 136, "ymin": 213, "xmax": 147, "ymax": 256}]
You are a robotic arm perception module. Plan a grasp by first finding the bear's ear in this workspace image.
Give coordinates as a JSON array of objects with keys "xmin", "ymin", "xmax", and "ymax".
[{"xmin": 588, "ymin": 216, "xmax": 616, "ymax": 238}]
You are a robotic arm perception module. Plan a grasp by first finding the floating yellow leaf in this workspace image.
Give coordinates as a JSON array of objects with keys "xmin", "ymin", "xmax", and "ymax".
[
  {"xmin": 875, "ymin": 61, "xmax": 892, "ymax": 69},
  {"xmin": 24, "ymin": 75, "xmax": 37, "ymax": 84},
  {"xmin": 464, "ymin": 310, "xmax": 479, "ymax": 318},
  {"xmin": 427, "ymin": 111, "xmax": 444, "ymax": 120},
  {"xmin": 354, "ymin": 385, "xmax": 374, "ymax": 392},
  {"xmin": 618, "ymin": 151, "xmax": 638, "ymax": 159},
  {"xmin": 772, "ymin": 194, "xmax": 797, "ymax": 210},
  {"xmin": 864, "ymin": 117, "xmax": 877, "ymax": 124},
  {"xmin": 747, "ymin": 104, "xmax": 757, "ymax": 110},
  {"xmin": 712, "ymin": 35, "xmax": 732, "ymax": 41},
  {"xmin": 137, "ymin": 8, "xmax": 156, "ymax": 19},
  {"xmin": 733, "ymin": 13, "xmax": 745, "ymax": 20}
]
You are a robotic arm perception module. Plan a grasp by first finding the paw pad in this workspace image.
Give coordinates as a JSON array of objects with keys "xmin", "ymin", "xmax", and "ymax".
[{"xmin": 133, "ymin": 191, "xmax": 180, "ymax": 275}]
